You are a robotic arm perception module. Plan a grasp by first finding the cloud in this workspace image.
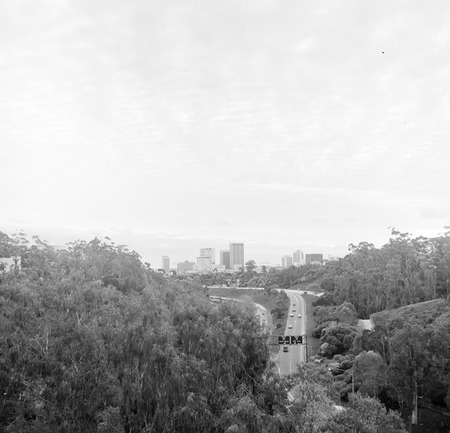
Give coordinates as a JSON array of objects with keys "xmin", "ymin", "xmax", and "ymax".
[
  {"xmin": 419, "ymin": 207, "xmax": 446, "ymax": 219},
  {"xmin": 1, "ymin": 0, "xmax": 449, "ymax": 264}
]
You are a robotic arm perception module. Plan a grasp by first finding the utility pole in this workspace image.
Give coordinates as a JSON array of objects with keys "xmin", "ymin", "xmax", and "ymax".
[{"xmin": 304, "ymin": 335, "xmax": 308, "ymax": 362}]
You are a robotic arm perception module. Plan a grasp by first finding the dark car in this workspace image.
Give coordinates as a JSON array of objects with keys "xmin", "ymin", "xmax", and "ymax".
[{"xmin": 283, "ymin": 346, "xmax": 289, "ymax": 352}]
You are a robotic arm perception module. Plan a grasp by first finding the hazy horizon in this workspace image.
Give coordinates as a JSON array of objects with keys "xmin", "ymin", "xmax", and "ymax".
[
  {"xmin": 1, "ymin": 1, "xmax": 449, "ymax": 267},
  {"xmin": 1, "ymin": 224, "xmax": 448, "ymax": 268}
]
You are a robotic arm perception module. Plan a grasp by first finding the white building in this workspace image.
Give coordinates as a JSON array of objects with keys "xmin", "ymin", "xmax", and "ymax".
[
  {"xmin": 200, "ymin": 248, "xmax": 215, "ymax": 264},
  {"xmin": 197, "ymin": 255, "xmax": 214, "ymax": 271},
  {"xmin": 281, "ymin": 255, "xmax": 293, "ymax": 269},
  {"xmin": 293, "ymin": 250, "xmax": 305, "ymax": 266}
]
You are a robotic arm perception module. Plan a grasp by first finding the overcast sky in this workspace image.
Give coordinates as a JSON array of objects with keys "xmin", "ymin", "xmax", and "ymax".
[{"xmin": 1, "ymin": 0, "xmax": 449, "ymax": 266}]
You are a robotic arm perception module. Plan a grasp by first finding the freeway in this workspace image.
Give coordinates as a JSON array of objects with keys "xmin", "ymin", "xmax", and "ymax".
[
  {"xmin": 207, "ymin": 285, "xmax": 312, "ymax": 375},
  {"xmin": 279, "ymin": 290, "xmax": 307, "ymax": 375}
]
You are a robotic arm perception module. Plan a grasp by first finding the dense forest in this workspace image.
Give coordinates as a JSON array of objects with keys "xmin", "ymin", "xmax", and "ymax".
[
  {"xmin": 303, "ymin": 229, "xmax": 450, "ymax": 430},
  {"xmin": 1, "ymin": 228, "xmax": 449, "ymax": 431}
]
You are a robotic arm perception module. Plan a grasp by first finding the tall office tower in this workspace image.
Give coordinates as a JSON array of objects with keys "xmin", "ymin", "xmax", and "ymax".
[
  {"xmin": 281, "ymin": 255, "xmax": 293, "ymax": 269},
  {"xmin": 162, "ymin": 256, "xmax": 170, "ymax": 273},
  {"xmin": 200, "ymin": 248, "xmax": 215, "ymax": 264},
  {"xmin": 305, "ymin": 253, "xmax": 324, "ymax": 265},
  {"xmin": 293, "ymin": 250, "xmax": 305, "ymax": 266},
  {"xmin": 220, "ymin": 250, "xmax": 231, "ymax": 269},
  {"xmin": 230, "ymin": 243, "xmax": 244, "ymax": 270}
]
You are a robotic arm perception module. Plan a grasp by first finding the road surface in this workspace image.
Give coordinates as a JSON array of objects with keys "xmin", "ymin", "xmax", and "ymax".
[
  {"xmin": 279, "ymin": 290, "xmax": 307, "ymax": 375},
  {"xmin": 357, "ymin": 318, "xmax": 374, "ymax": 330}
]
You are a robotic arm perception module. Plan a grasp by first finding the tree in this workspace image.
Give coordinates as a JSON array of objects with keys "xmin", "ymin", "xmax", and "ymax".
[
  {"xmin": 387, "ymin": 324, "xmax": 431, "ymax": 427},
  {"xmin": 319, "ymin": 324, "xmax": 360, "ymax": 358},
  {"xmin": 353, "ymin": 351, "xmax": 386, "ymax": 397},
  {"xmin": 289, "ymin": 380, "xmax": 336, "ymax": 432},
  {"xmin": 245, "ymin": 260, "xmax": 257, "ymax": 273},
  {"xmin": 322, "ymin": 393, "xmax": 407, "ymax": 433}
]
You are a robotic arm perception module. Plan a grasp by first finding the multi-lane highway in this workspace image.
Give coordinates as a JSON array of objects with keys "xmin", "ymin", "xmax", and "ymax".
[
  {"xmin": 208, "ymin": 286, "xmax": 309, "ymax": 375},
  {"xmin": 279, "ymin": 290, "xmax": 307, "ymax": 375}
]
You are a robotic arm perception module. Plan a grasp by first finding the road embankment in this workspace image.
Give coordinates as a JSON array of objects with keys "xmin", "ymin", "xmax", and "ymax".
[{"xmin": 207, "ymin": 287, "xmax": 290, "ymax": 354}]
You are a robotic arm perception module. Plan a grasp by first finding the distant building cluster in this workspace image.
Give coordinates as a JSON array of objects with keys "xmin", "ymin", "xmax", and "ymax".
[
  {"xmin": 160, "ymin": 243, "xmax": 324, "ymax": 274},
  {"xmin": 281, "ymin": 250, "xmax": 323, "ymax": 269},
  {"xmin": 162, "ymin": 242, "xmax": 245, "ymax": 274}
]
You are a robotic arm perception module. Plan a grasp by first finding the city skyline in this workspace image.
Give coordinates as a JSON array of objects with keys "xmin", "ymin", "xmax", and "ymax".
[
  {"xmin": 1, "ymin": 1, "xmax": 449, "ymax": 268},
  {"xmin": 161, "ymin": 244, "xmax": 328, "ymax": 270}
]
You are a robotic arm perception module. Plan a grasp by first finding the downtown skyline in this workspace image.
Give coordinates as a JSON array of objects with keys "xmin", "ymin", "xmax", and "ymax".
[{"xmin": 165, "ymin": 244, "xmax": 325, "ymax": 270}]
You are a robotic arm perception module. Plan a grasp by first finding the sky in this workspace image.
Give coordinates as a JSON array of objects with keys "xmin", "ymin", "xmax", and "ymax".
[{"xmin": 1, "ymin": 0, "xmax": 449, "ymax": 267}]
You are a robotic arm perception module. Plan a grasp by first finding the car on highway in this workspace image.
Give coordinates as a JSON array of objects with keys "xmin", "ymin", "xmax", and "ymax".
[
  {"xmin": 283, "ymin": 346, "xmax": 289, "ymax": 352},
  {"xmin": 292, "ymin": 309, "xmax": 296, "ymax": 312},
  {"xmin": 298, "ymin": 314, "xmax": 302, "ymax": 318},
  {"xmin": 290, "ymin": 313, "xmax": 294, "ymax": 317},
  {"xmin": 288, "ymin": 324, "xmax": 293, "ymax": 329}
]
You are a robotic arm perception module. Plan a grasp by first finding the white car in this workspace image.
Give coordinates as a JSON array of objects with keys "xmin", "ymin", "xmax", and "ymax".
[
  {"xmin": 290, "ymin": 313, "xmax": 294, "ymax": 317},
  {"xmin": 288, "ymin": 324, "xmax": 293, "ymax": 329},
  {"xmin": 298, "ymin": 314, "xmax": 302, "ymax": 318}
]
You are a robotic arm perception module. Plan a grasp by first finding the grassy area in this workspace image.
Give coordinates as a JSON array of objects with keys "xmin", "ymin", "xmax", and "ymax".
[
  {"xmin": 288, "ymin": 278, "xmax": 325, "ymax": 293},
  {"xmin": 371, "ymin": 298, "xmax": 449, "ymax": 334}
]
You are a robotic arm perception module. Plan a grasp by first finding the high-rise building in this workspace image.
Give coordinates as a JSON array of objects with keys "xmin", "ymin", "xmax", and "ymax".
[
  {"xmin": 281, "ymin": 255, "xmax": 293, "ymax": 269},
  {"xmin": 230, "ymin": 243, "xmax": 244, "ymax": 270},
  {"xmin": 200, "ymin": 248, "xmax": 215, "ymax": 264},
  {"xmin": 177, "ymin": 260, "xmax": 195, "ymax": 274},
  {"xmin": 196, "ymin": 256, "xmax": 213, "ymax": 271},
  {"xmin": 220, "ymin": 250, "xmax": 231, "ymax": 269},
  {"xmin": 305, "ymin": 253, "xmax": 323, "ymax": 265},
  {"xmin": 196, "ymin": 248, "xmax": 215, "ymax": 271},
  {"xmin": 293, "ymin": 250, "xmax": 305, "ymax": 266},
  {"xmin": 162, "ymin": 256, "xmax": 170, "ymax": 273}
]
